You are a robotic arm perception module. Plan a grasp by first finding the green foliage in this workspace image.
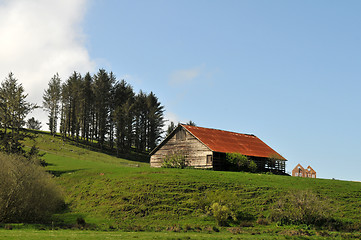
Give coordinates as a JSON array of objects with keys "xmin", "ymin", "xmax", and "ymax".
[
  {"xmin": 0, "ymin": 152, "xmax": 64, "ymax": 223},
  {"xmin": 248, "ymin": 160, "xmax": 257, "ymax": 172},
  {"xmin": 113, "ymin": 79, "xmax": 135, "ymax": 154},
  {"xmin": 269, "ymin": 190, "xmax": 334, "ymax": 227},
  {"xmin": 166, "ymin": 121, "xmax": 177, "ymax": 136},
  {"xmin": 0, "ymin": 73, "xmax": 37, "ymax": 155},
  {"xmin": 26, "ymin": 117, "xmax": 42, "ymax": 130},
  {"xmin": 186, "ymin": 120, "xmax": 196, "ymax": 126},
  {"xmin": 26, "ymin": 144, "xmax": 47, "ymax": 166},
  {"xmin": 145, "ymin": 92, "xmax": 165, "ymax": 151},
  {"xmin": 162, "ymin": 152, "xmax": 189, "ymax": 168},
  {"xmin": 191, "ymin": 189, "xmax": 251, "ymax": 227},
  {"xmin": 226, "ymin": 152, "xmax": 257, "ymax": 172},
  {"xmin": 60, "ymin": 71, "xmax": 83, "ymax": 140},
  {"xmin": 210, "ymin": 203, "xmax": 231, "ymax": 226},
  {"xmin": 43, "ymin": 73, "xmax": 61, "ymax": 135},
  {"xmin": 57, "ymin": 69, "xmax": 165, "ymax": 154}
]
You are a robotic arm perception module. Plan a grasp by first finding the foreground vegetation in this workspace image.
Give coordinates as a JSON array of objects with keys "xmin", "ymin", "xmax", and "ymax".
[
  {"xmin": 0, "ymin": 153, "xmax": 63, "ymax": 223},
  {"xmin": 1, "ymin": 132, "xmax": 360, "ymax": 239}
]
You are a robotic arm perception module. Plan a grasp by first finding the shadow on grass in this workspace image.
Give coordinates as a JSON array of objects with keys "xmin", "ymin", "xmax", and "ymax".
[
  {"xmin": 63, "ymin": 137, "xmax": 150, "ymax": 164},
  {"xmin": 47, "ymin": 169, "xmax": 85, "ymax": 177},
  {"xmin": 24, "ymin": 128, "xmax": 150, "ymax": 164},
  {"xmin": 51, "ymin": 204, "xmax": 98, "ymax": 230}
]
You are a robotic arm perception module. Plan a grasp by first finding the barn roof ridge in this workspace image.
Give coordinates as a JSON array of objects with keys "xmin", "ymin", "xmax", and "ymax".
[
  {"xmin": 180, "ymin": 123, "xmax": 255, "ymax": 137},
  {"xmin": 181, "ymin": 124, "xmax": 286, "ymax": 161}
]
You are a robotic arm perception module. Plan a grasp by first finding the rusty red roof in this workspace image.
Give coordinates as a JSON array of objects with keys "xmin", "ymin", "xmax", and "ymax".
[{"xmin": 182, "ymin": 124, "xmax": 286, "ymax": 160}]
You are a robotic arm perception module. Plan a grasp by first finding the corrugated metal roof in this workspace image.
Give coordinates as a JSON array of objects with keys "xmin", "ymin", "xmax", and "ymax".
[{"xmin": 182, "ymin": 124, "xmax": 286, "ymax": 160}]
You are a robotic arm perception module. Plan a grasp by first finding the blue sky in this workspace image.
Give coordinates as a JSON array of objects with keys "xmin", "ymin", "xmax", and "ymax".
[{"xmin": 1, "ymin": 0, "xmax": 361, "ymax": 181}]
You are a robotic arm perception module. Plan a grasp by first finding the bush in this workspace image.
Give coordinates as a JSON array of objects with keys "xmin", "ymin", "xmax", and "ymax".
[
  {"xmin": 193, "ymin": 190, "xmax": 251, "ymax": 226},
  {"xmin": 248, "ymin": 160, "xmax": 257, "ymax": 173},
  {"xmin": 226, "ymin": 153, "xmax": 257, "ymax": 172},
  {"xmin": 210, "ymin": 202, "xmax": 231, "ymax": 226},
  {"xmin": 269, "ymin": 190, "xmax": 334, "ymax": 227},
  {"xmin": 0, "ymin": 153, "xmax": 64, "ymax": 223},
  {"xmin": 162, "ymin": 152, "xmax": 189, "ymax": 168}
]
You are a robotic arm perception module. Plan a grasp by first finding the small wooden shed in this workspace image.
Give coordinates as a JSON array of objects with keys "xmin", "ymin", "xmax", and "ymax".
[{"xmin": 150, "ymin": 124, "xmax": 287, "ymax": 173}]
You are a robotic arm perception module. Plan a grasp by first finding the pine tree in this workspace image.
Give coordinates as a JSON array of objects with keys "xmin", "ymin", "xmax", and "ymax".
[
  {"xmin": 26, "ymin": 117, "xmax": 42, "ymax": 130},
  {"xmin": 108, "ymin": 72, "xmax": 117, "ymax": 149},
  {"xmin": 43, "ymin": 73, "xmax": 61, "ymax": 135},
  {"xmin": 186, "ymin": 120, "xmax": 196, "ymax": 126},
  {"xmin": 79, "ymin": 72, "xmax": 94, "ymax": 142},
  {"xmin": 93, "ymin": 69, "xmax": 114, "ymax": 149},
  {"xmin": 133, "ymin": 91, "xmax": 148, "ymax": 152},
  {"xmin": 146, "ymin": 92, "xmax": 164, "ymax": 151},
  {"xmin": 0, "ymin": 73, "xmax": 37, "ymax": 154},
  {"xmin": 60, "ymin": 72, "xmax": 82, "ymax": 140},
  {"xmin": 113, "ymin": 79, "xmax": 135, "ymax": 154}
]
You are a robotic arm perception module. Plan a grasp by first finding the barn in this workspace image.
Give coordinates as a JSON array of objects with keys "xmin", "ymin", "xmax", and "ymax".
[{"xmin": 150, "ymin": 124, "xmax": 287, "ymax": 173}]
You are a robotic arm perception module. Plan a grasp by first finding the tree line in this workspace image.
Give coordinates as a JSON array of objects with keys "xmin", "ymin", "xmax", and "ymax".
[{"xmin": 43, "ymin": 69, "xmax": 165, "ymax": 154}]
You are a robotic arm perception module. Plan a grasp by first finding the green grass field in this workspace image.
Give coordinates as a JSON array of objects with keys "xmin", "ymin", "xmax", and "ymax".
[
  {"xmin": 1, "ymin": 132, "xmax": 361, "ymax": 239},
  {"xmin": 0, "ymin": 229, "xmax": 341, "ymax": 240}
]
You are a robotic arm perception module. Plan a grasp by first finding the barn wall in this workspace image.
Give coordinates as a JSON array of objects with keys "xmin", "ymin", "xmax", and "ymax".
[{"xmin": 150, "ymin": 127, "xmax": 213, "ymax": 168}]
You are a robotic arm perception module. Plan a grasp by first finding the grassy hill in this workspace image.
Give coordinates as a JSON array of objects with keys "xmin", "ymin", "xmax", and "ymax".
[{"xmin": 13, "ymin": 132, "xmax": 361, "ymax": 239}]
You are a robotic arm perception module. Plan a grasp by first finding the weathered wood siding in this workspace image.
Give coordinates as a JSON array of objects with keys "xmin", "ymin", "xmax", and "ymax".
[{"xmin": 150, "ymin": 127, "xmax": 213, "ymax": 168}]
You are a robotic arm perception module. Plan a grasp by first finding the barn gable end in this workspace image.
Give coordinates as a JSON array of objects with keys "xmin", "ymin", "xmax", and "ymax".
[{"xmin": 150, "ymin": 126, "xmax": 213, "ymax": 168}]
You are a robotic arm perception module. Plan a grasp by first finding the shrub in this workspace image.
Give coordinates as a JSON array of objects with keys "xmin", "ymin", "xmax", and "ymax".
[
  {"xmin": 162, "ymin": 152, "xmax": 189, "ymax": 168},
  {"xmin": 226, "ymin": 152, "xmax": 257, "ymax": 172},
  {"xmin": 194, "ymin": 190, "xmax": 248, "ymax": 226},
  {"xmin": 248, "ymin": 160, "xmax": 257, "ymax": 173},
  {"xmin": 269, "ymin": 190, "xmax": 334, "ymax": 227},
  {"xmin": 0, "ymin": 153, "xmax": 64, "ymax": 223},
  {"xmin": 210, "ymin": 202, "xmax": 231, "ymax": 226}
]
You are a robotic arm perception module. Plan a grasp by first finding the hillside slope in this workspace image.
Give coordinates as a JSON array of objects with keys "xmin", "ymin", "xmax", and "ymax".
[{"xmin": 26, "ymin": 133, "xmax": 361, "ymax": 235}]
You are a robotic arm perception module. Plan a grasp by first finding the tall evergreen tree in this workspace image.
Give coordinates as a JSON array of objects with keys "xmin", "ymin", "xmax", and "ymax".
[
  {"xmin": 92, "ymin": 69, "xmax": 114, "ymax": 149},
  {"xmin": 113, "ymin": 79, "xmax": 135, "ymax": 154},
  {"xmin": 79, "ymin": 72, "xmax": 94, "ymax": 142},
  {"xmin": 60, "ymin": 72, "xmax": 82, "ymax": 140},
  {"xmin": 108, "ymin": 72, "xmax": 117, "ymax": 149},
  {"xmin": 146, "ymin": 92, "xmax": 164, "ymax": 151},
  {"xmin": 43, "ymin": 73, "xmax": 61, "ymax": 135},
  {"xmin": 133, "ymin": 91, "xmax": 148, "ymax": 152},
  {"xmin": 0, "ymin": 73, "xmax": 37, "ymax": 154}
]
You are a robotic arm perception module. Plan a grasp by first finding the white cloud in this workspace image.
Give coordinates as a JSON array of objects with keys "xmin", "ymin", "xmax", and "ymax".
[
  {"xmin": 0, "ymin": 0, "xmax": 95, "ymax": 129},
  {"xmin": 169, "ymin": 65, "xmax": 204, "ymax": 86}
]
